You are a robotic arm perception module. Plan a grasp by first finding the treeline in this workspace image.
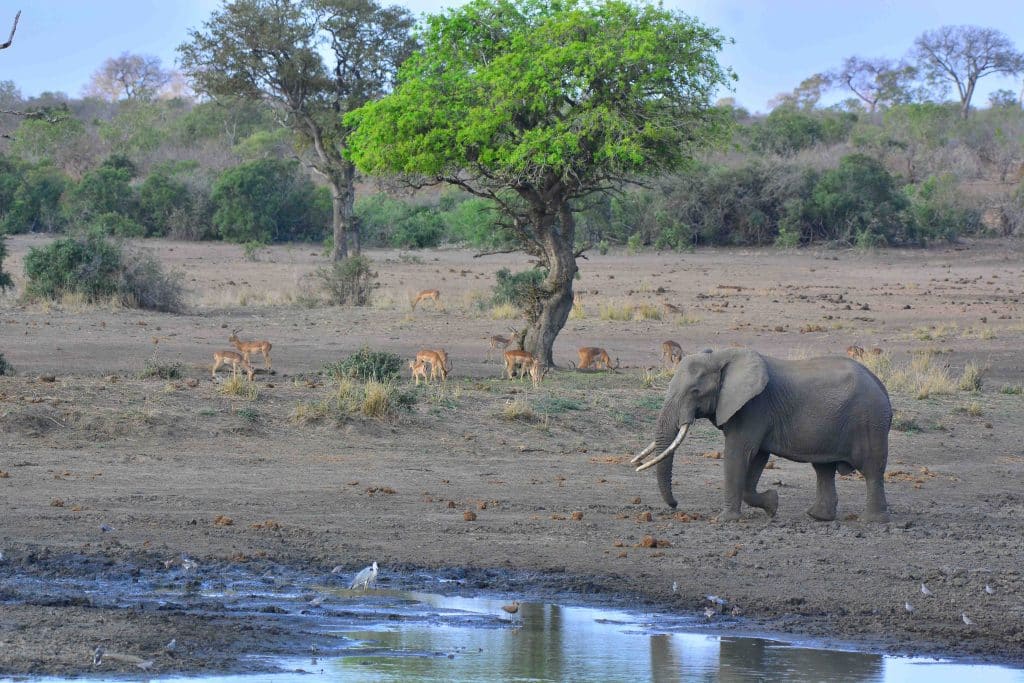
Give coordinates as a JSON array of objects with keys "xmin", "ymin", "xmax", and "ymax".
[{"xmin": 1, "ymin": 84, "xmax": 1023, "ymax": 252}]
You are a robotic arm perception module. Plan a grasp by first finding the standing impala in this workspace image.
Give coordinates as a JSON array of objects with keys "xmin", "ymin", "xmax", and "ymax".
[
  {"xmin": 229, "ymin": 330, "xmax": 272, "ymax": 372},
  {"xmin": 212, "ymin": 350, "xmax": 254, "ymax": 381},
  {"xmin": 661, "ymin": 340, "xmax": 683, "ymax": 367},
  {"xmin": 411, "ymin": 289, "xmax": 441, "ymax": 310},
  {"xmin": 503, "ymin": 350, "xmax": 536, "ymax": 380},
  {"xmin": 415, "ymin": 349, "xmax": 449, "ymax": 381}
]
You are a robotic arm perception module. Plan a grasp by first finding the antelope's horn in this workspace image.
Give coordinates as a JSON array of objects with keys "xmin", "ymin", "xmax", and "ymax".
[
  {"xmin": 630, "ymin": 441, "xmax": 657, "ymax": 464},
  {"xmin": 636, "ymin": 423, "xmax": 690, "ymax": 472}
]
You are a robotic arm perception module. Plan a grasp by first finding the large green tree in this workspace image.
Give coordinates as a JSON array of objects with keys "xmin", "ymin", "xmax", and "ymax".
[
  {"xmin": 348, "ymin": 0, "xmax": 733, "ymax": 365},
  {"xmin": 179, "ymin": 0, "xmax": 416, "ymax": 261}
]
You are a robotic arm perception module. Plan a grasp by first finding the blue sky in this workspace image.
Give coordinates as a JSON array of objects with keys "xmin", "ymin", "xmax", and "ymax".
[{"xmin": 3, "ymin": 0, "xmax": 1022, "ymax": 113}]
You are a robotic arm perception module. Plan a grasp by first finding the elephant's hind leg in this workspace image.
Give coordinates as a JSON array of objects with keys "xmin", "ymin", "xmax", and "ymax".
[
  {"xmin": 742, "ymin": 450, "xmax": 778, "ymax": 517},
  {"xmin": 859, "ymin": 435, "xmax": 891, "ymax": 523},
  {"xmin": 807, "ymin": 462, "xmax": 839, "ymax": 521}
]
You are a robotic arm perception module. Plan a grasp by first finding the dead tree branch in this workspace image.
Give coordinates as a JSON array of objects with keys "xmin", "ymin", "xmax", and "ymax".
[{"xmin": 1, "ymin": 10, "xmax": 20, "ymax": 50}]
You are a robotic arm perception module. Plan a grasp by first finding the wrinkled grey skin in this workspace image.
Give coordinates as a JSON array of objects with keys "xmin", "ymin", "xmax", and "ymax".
[{"xmin": 642, "ymin": 349, "xmax": 892, "ymax": 522}]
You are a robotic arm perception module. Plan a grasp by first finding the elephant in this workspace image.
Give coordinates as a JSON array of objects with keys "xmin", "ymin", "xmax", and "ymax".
[{"xmin": 632, "ymin": 348, "xmax": 892, "ymax": 522}]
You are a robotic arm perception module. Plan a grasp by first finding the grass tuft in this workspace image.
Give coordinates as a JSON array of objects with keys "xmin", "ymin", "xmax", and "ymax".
[{"xmin": 218, "ymin": 375, "xmax": 259, "ymax": 400}]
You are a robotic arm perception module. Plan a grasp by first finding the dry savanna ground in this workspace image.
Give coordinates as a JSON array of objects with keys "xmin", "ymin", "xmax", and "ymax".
[{"xmin": 0, "ymin": 234, "xmax": 1023, "ymax": 675}]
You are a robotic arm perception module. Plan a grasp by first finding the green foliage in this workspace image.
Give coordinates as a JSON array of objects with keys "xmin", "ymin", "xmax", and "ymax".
[
  {"xmin": 806, "ymin": 154, "xmax": 913, "ymax": 244},
  {"xmin": 22, "ymin": 234, "xmax": 184, "ymax": 311},
  {"xmin": 63, "ymin": 164, "xmax": 138, "ymax": 228},
  {"xmin": 1, "ymin": 163, "xmax": 68, "ymax": 234},
  {"xmin": 904, "ymin": 174, "xmax": 983, "ymax": 242},
  {"xmin": 0, "ymin": 237, "xmax": 12, "ymax": 291},
  {"xmin": 748, "ymin": 107, "xmax": 854, "ymax": 156},
  {"xmin": 211, "ymin": 159, "xmax": 328, "ymax": 243},
  {"xmin": 324, "ymin": 347, "xmax": 402, "ymax": 382},
  {"xmin": 23, "ymin": 233, "xmax": 123, "ymax": 302},
  {"xmin": 316, "ymin": 255, "xmax": 377, "ymax": 305},
  {"xmin": 138, "ymin": 165, "xmax": 198, "ymax": 237},
  {"xmin": 492, "ymin": 267, "xmax": 546, "ymax": 308}
]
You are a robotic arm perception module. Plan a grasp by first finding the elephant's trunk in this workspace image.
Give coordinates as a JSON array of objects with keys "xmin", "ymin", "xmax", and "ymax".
[{"xmin": 655, "ymin": 449, "xmax": 678, "ymax": 509}]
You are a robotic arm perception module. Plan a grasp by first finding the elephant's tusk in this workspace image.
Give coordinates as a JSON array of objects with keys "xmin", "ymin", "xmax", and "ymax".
[
  {"xmin": 630, "ymin": 441, "xmax": 657, "ymax": 464},
  {"xmin": 635, "ymin": 423, "xmax": 689, "ymax": 472}
]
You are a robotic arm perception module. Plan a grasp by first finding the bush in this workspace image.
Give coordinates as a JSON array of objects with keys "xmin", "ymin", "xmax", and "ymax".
[
  {"xmin": 23, "ymin": 233, "xmax": 184, "ymax": 311},
  {"xmin": 1, "ymin": 163, "xmax": 68, "ymax": 234},
  {"xmin": 324, "ymin": 347, "xmax": 402, "ymax": 382},
  {"xmin": 212, "ymin": 159, "xmax": 329, "ymax": 244},
  {"xmin": 23, "ymin": 233, "xmax": 122, "ymax": 302},
  {"xmin": 138, "ymin": 168, "xmax": 195, "ymax": 237},
  {"xmin": 138, "ymin": 359, "xmax": 184, "ymax": 380},
  {"xmin": 806, "ymin": 154, "xmax": 913, "ymax": 244},
  {"xmin": 904, "ymin": 174, "xmax": 982, "ymax": 243},
  {"xmin": 89, "ymin": 211, "xmax": 146, "ymax": 238},
  {"xmin": 0, "ymin": 236, "xmax": 13, "ymax": 291},
  {"xmin": 316, "ymin": 255, "xmax": 377, "ymax": 306},
  {"xmin": 63, "ymin": 164, "xmax": 138, "ymax": 227},
  {"xmin": 492, "ymin": 267, "xmax": 546, "ymax": 308},
  {"xmin": 119, "ymin": 248, "xmax": 186, "ymax": 313}
]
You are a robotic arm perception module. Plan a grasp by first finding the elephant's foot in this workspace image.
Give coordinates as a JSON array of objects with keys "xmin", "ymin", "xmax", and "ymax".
[
  {"xmin": 761, "ymin": 489, "xmax": 779, "ymax": 517},
  {"xmin": 806, "ymin": 501, "xmax": 837, "ymax": 521},
  {"xmin": 718, "ymin": 508, "xmax": 742, "ymax": 522},
  {"xmin": 862, "ymin": 507, "xmax": 891, "ymax": 523}
]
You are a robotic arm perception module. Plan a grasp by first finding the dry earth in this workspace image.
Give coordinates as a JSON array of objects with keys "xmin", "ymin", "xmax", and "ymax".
[{"xmin": 1, "ymin": 235, "xmax": 1023, "ymax": 675}]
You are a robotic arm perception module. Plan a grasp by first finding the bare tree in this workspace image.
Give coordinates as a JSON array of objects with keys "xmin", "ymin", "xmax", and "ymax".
[
  {"xmin": 833, "ymin": 57, "xmax": 917, "ymax": 112},
  {"xmin": 913, "ymin": 25, "xmax": 1024, "ymax": 119},
  {"xmin": 1, "ymin": 10, "xmax": 19, "ymax": 50},
  {"xmin": 84, "ymin": 52, "xmax": 174, "ymax": 102}
]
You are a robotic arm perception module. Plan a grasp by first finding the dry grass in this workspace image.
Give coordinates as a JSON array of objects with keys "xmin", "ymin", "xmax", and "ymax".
[
  {"xmin": 956, "ymin": 401, "xmax": 984, "ymax": 417},
  {"xmin": 598, "ymin": 301, "xmax": 635, "ymax": 321},
  {"xmin": 489, "ymin": 303, "xmax": 520, "ymax": 320},
  {"xmin": 912, "ymin": 323, "xmax": 959, "ymax": 341},
  {"xmin": 569, "ymin": 299, "xmax": 586, "ymax": 320},
  {"xmin": 292, "ymin": 377, "xmax": 408, "ymax": 423},
  {"xmin": 961, "ymin": 325, "xmax": 996, "ymax": 340},
  {"xmin": 674, "ymin": 313, "xmax": 701, "ymax": 326},
  {"xmin": 633, "ymin": 303, "xmax": 662, "ymax": 321},
  {"xmin": 501, "ymin": 397, "xmax": 535, "ymax": 422},
  {"xmin": 218, "ymin": 375, "xmax": 259, "ymax": 400},
  {"xmin": 859, "ymin": 351, "xmax": 957, "ymax": 399},
  {"xmin": 957, "ymin": 362, "xmax": 985, "ymax": 392}
]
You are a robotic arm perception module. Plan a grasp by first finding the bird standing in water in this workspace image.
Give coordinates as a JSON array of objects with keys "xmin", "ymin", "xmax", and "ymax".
[
  {"xmin": 501, "ymin": 601, "xmax": 520, "ymax": 623},
  {"xmin": 350, "ymin": 562, "xmax": 379, "ymax": 590}
]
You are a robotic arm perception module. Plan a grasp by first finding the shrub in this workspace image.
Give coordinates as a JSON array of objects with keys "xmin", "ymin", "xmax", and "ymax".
[
  {"xmin": 89, "ymin": 212, "xmax": 146, "ymax": 238},
  {"xmin": 211, "ymin": 159, "xmax": 329, "ymax": 243},
  {"xmin": 0, "ymin": 236, "xmax": 13, "ymax": 291},
  {"xmin": 22, "ymin": 234, "xmax": 184, "ymax": 312},
  {"xmin": 324, "ymin": 347, "xmax": 402, "ymax": 382},
  {"xmin": 806, "ymin": 154, "xmax": 913, "ymax": 244},
  {"xmin": 63, "ymin": 165, "xmax": 138, "ymax": 227},
  {"xmin": 492, "ymin": 267, "xmax": 546, "ymax": 309},
  {"xmin": 118, "ymin": 248, "xmax": 186, "ymax": 313},
  {"xmin": 138, "ymin": 168, "xmax": 195, "ymax": 237},
  {"xmin": 1, "ymin": 163, "xmax": 68, "ymax": 234},
  {"xmin": 138, "ymin": 359, "xmax": 184, "ymax": 380},
  {"xmin": 316, "ymin": 255, "xmax": 377, "ymax": 306},
  {"xmin": 904, "ymin": 174, "xmax": 982, "ymax": 243},
  {"xmin": 23, "ymin": 233, "xmax": 122, "ymax": 302}
]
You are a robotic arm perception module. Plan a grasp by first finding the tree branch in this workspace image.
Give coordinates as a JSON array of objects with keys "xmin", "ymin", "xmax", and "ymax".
[{"xmin": 1, "ymin": 10, "xmax": 19, "ymax": 50}]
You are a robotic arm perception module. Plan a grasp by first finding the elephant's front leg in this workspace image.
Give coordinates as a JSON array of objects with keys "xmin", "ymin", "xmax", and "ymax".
[
  {"xmin": 807, "ymin": 462, "xmax": 839, "ymax": 521},
  {"xmin": 742, "ymin": 450, "xmax": 779, "ymax": 517},
  {"xmin": 720, "ymin": 442, "xmax": 758, "ymax": 522}
]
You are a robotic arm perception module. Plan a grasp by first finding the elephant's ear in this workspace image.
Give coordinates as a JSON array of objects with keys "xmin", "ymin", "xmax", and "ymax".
[{"xmin": 715, "ymin": 349, "xmax": 769, "ymax": 427}]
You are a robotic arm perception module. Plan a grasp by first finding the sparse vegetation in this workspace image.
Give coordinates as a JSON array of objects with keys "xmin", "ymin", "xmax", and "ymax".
[
  {"xmin": 633, "ymin": 303, "xmax": 662, "ymax": 321},
  {"xmin": 958, "ymin": 362, "xmax": 985, "ymax": 392},
  {"xmin": 138, "ymin": 359, "xmax": 184, "ymax": 380},
  {"xmin": 316, "ymin": 255, "xmax": 377, "ymax": 306},
  {"xmin": 891, "ymin": 412, "xmax": 921, "ymax": 432},
  {"xmin": 324, "ymin": 347, "xmax": 401, "ymax": 382},
  {"xmin": 218, "ymin": 375, "xmax": 259, "ymax": 399},
  {"xmin": 501, "ymin": 397, "xmax": 535, "ymax": 422},
  {"xmin": 598, "ymin": 302, "xmax": 635, "ymax": 321},
  {"xmin": 999, "ymin": 384, "xmax": 1024, "ymax": 395}
]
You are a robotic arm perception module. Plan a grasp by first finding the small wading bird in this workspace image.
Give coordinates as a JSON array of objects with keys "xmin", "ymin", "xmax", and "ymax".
[
  {"xmin": 962, "ymin": 612, "xmax": 974, "ymax": 626},
  {"xmin": 904, "ymin": 601, "xmax": 914, "ymax": 614},
  {"xmin": 501, "ymin": 601, "xmax": 520, "ymax": 621},
  {"xmin": 920, "ymin": 582, "xmax": 933, "ymax": 597},
  {"xmin": 984, "ymin": 584, "xmax": 995, "ymax": 595},
  {"xmin": 350, "ymin": 561, "xmax": 379, "ymax": 590}
]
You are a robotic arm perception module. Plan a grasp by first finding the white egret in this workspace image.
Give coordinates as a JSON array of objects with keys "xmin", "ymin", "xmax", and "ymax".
[{"xmin": 350, "ymin": 561, "xmax": 379, "ymax": 590}]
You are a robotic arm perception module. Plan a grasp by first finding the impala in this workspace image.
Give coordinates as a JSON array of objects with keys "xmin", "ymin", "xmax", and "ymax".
[
  {"xmin": 212, "ymin": 350, "xmax": 254, "ymax": 381},
  {"xmin": 528, "ymin": 358, "xmax": 548, "ymax": 388},
  {"xmin": 411, "ymin": 289, "xmax": 441, "ymax": 310},
  {"xmin": 229, "ymin": 330, "xmax": 272, "ymax": 371},
  {"xmin": 573, "ymin": 347, "xmax": 619, "ymax": 371},
  {"xmin": 415, "ymin": 349, "xmax": 449, "ymax": 381},
  {"xmin": 409, "ymin": 359, "xmax": 429, "ymax": 386},
  {"xmin": 661, "ymin": 340, "xmax": 683, "ymax": 367},
  {"xmin": 503, "ymin": 350, "xmax": 536, "ymax": 380},
  {"xmin": 485, "ymin": 334, "xmax": 512, "ymax": 362}
]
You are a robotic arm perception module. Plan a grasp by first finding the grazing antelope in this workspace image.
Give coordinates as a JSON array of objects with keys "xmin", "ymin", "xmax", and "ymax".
[
  {"xmin": 229, "ymin": 330, "xmax": 272, "ymax": 371},
  {"xmin": 528, "ymin": 359, "xmax": 548, "ymax": 388},
  {"xmin": 212, "ymin": 350, "xmax": 254, "ymax": 381},
  {"xmin": 846, "ymin": 345, "xmax": 866, "ymax": 360},
  {"xmin": 411, "ymin": 289, "xmax": 441, "ymax": 310},
  {"xmin": 409, "ymin": 359, "xmax": 429, "ymax": 386},
  {"xmin": 415, "ymin": 349, "xmax": 449, "ymax": 382},
  {"xmin": 503, "ymin": 350, "xmax": 536, "ymax": 380},
  {"xmin": 485, "ymin": 334, "xmax": 512, "ymax": 362},
  {"xmin": 573, "ymin": 347, "xmax": 618, "ymax": 371},
  {"xmin": 661, "ymin": 340, "xmax": 683, "ymax": 367}
]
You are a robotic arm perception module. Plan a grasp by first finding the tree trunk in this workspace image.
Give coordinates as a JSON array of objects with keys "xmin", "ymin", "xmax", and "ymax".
[
  {"xmin": 524, "ymin": 206, "xmax": 577, "ymax": 367},
  {"xmin": 329, "ymin": 161, "xmax": 359, "ymax": 262}
]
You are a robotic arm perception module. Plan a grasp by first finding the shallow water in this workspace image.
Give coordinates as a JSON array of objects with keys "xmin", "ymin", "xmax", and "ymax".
[{"xmin": 5, "ymin": 565, "xmax": 1023, "ymax": 683}]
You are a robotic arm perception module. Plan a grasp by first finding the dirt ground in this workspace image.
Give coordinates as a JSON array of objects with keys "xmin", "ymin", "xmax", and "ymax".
[{"xmin": 1, "ymin": 235, "xmax": 1023, "ymax": 676}]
